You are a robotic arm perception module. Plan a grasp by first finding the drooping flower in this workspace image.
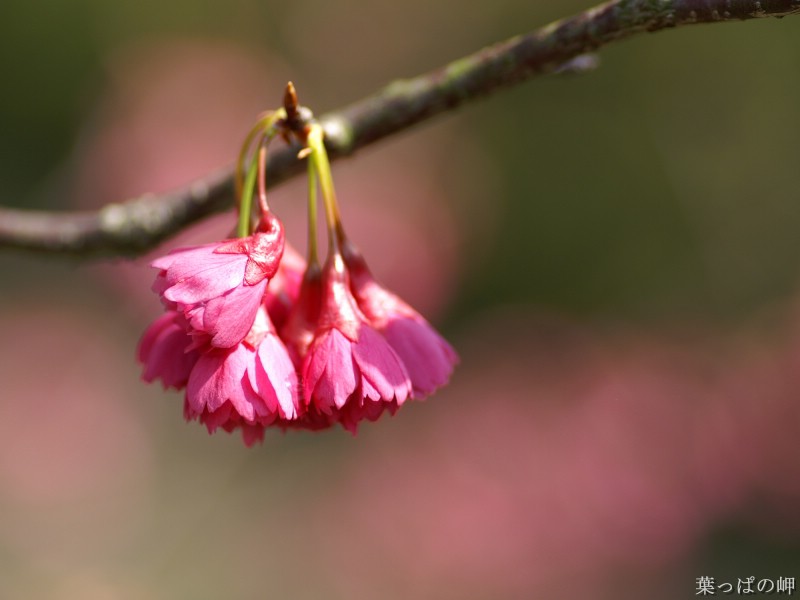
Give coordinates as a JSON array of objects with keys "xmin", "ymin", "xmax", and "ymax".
[
  {"xmin": 342, "ymin": 241, "xmax": 458, "ymax": 398},
  {"xmin": 184, "ymin": 306, "xmax": 300, "ymax": 446},
  {"xmin": 137, "ymin": 310, "xmax": 200, "ymax": 390},
  {"xmin": 137, "ymin": 88, "xmax": 457, "ymax": 446},
  {"xmin": 152, "ymin": 212, "xmax": 285, "ymax": 348},
  {"xmin": 300, "ymin": 253, "xmax": 412, "ymax": 422}
]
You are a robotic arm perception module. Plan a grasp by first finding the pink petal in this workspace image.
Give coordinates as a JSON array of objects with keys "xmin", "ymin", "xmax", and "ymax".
[
  {"xmin": 151, "ymin": 242, "xmax": 220, "ymax": 271},
  {"xmin": 199, "ymin": 401, "xmax": 233, "ymax": 432},
  {"xmin": 353, "ymin": 327, "xmax": 411, "ymax": 403},
  {"xmin": 238, "ymin": 374, "xmax": 273, "ymax": 424},
  {"xmin": 150, "ymin": 272, "xmax": 171, "ymax": 299},
  {"xmin": 186, "ymin": 346, "xmax": 262, "ymax": 420},
  {"xmin": 383, "ymin": 317, "xmax": 458, "ymax": 396},
  {"xmin": 221, "ymin": 347, "xmax": 263, "ymax": 421},
  {"xmin": 186, "ymin": 350, "xmax": 227, "ymax": 414},
  {"xmin": 199, "ymin": 279, "xmax": 267, "ymax": 348},
  {"xmin": 250, "ymin": 335, "xmax": 300, "ymax": 420},
  {"xmin": 163, "ymin": 248, "xmax": 249, "ymax": 304},
  {"xmin": 182, "ymin": 397, "xmax": 196, "ymax": 421},
  {"xmin": 137, "ymin": 312, "xmax": 173, "ymax": 364},
  {"xmin": 240, "ymin": 423, "xmax": 266, "ymax": 447},
  {"xmin": 339, "ymin": 398, "xmax": 398, "ymax": 434},
  {"xmin": 144, "ymin": 326, "xmax": 198, "ymax": 389},
  {"xmin": 138, "ymin": 312, "xmax": 198, "ymax": 389},
  {"xmin": 303, "ymin": 329, "xmax": 358, "ymax": 412}
]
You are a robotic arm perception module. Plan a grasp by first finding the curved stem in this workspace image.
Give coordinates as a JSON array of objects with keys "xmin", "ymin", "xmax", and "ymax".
[
  {"xmin": 235, "ymin": 109, "xmax": 287, "ymax": 205},
  {"xmin": 236, "ymin": 147, "xmax": 260, "ymax": 238},
  {"xmin": 236, "ymin": 112, "xmax": 275, "ymax": 201},
  {"xmin": 257, "ymin": 136, "xmax": 270, "ymax": 215}
]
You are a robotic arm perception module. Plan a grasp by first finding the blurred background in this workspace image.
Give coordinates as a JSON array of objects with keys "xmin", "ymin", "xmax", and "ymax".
[{"xmin": 1, "ymin": 0, "xmax": 799, "ymax": 598}]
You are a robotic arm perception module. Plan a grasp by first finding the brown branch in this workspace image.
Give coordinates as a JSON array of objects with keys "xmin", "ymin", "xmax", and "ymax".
[{"xmin": 1, "ymin": 0, "xmax": 798, "ymax": 257}]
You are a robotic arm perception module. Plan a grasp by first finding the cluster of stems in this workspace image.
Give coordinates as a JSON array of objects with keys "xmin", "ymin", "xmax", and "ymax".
[{"xmin": 235, "ymin": 83, "xmax": 345, "ymax": 266}]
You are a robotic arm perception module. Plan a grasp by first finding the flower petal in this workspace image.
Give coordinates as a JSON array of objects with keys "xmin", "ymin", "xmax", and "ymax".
[
  {"xmin": 303, "ymin": 329, "xmax": 358, "ymax": 412},
  {"xmin": 251, "ymin": 335, "xmax": 300, "ymax": 420},
  {"xmin": 163, "ymin": 248, "xmax": 249, "ymax": 304},
  {"xmin": 138, "ymin": 312, "xmax": 199, "ymax": 389},
  {"xmin": 240, "ymin": 423, "xmax": 266, "ymax": 447},
  {"xmin": 186, "ymin": 346, "xmax": 260, "ymax": 419},
  {"xmin": 383, "ymin": 317, "xmax": 458, "ymax": 396},
  {"xmin": 186, "ymin": 350, "xmax": 228, "ymax": 415},
  {"xmin": 150, "ymin": 242, "xmax": 220, "ymax": 271},
  {"xmin": 353, "ymin": 327, "xmax": 411, "ymax": 403},
  {"xmin": 198, "ymin": 279, "xmax": 267, "ymax": 348}
]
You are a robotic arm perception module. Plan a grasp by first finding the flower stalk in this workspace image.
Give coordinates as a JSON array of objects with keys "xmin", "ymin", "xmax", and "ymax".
[
  {"xmin": 235, "ymin": 110, "xmax": 287, "ymax": 238},
  {"xmin": 236, "ymin": 143, "xmax": 261, "ymax": 238},
  {"xmin": 306, "ymin": 154, "xmax": 319, "ymax": 267},
  {"xmin": 306, "ymin": 123, "xmax": 345, "ymax": 253}
]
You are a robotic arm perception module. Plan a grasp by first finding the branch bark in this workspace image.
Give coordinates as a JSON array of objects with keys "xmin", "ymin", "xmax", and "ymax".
[{"xmin": 2, "ymin": 0, "xmax": 798, "ymax": 257}]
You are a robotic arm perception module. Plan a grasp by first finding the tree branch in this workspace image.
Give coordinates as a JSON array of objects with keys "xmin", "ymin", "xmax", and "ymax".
[{"xmin": 2, "ymin": 0, "xmax": 798, "ymax": 257}]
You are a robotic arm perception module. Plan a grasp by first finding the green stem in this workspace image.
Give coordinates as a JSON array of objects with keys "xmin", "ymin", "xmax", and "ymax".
[
  {"xmin": 235, "ymin": 109, "xmax": 287, "ymax": 208},
  {"xmin": 236, "ymin": 152, "xmax": 260, "ymax": 238},
  {"xmin": 307, "ymin": 153, "xmax": 319, "ymax": 266},
  {"xmin": 235, "ymin": 109, "xmax": 288, "ymax": 238},
  {"xmin": 307, "ymin": 124, "xmax": 343, "ymax": 254},
  {"xmin": 257, "ymin": 136, "xmax": 272, "ymax": 215},
  {"xmin": 236, "ymin": 112, "xmax": 274, "ymax": 200}
]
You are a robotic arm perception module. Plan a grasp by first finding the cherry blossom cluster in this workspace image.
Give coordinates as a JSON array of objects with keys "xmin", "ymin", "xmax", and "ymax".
[{"xmin": 137, "ymin": 87, "xmax": 457, "ymax": 446}]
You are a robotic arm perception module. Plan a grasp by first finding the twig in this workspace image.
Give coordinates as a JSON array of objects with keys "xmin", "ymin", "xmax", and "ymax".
[{"xmin": 1, "ymin": 0, "xmax": 798, "ymax": 257}]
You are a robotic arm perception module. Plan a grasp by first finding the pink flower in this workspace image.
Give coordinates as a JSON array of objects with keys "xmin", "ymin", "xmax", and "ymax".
[
  {"xmin": 152, "ymin": 213, "xmax": 285, "ymax": 348},
  {"xmin": 301, "ymin": 254, "xmax": 412, "ymax": 423},
  {"xmin": 137, "ymin": 310, "xmax": 200, "ymax": 389},
  {"xmin": 136, "ymin": 109, "xmax": 459, "ymax": 445},
  {"xmin": 184, "ymin": 306, "xmax": 300, "ymax": 446},
  {"xmin": 343, "ymin": 242, "xmax": 458, "ymax": 397}
]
